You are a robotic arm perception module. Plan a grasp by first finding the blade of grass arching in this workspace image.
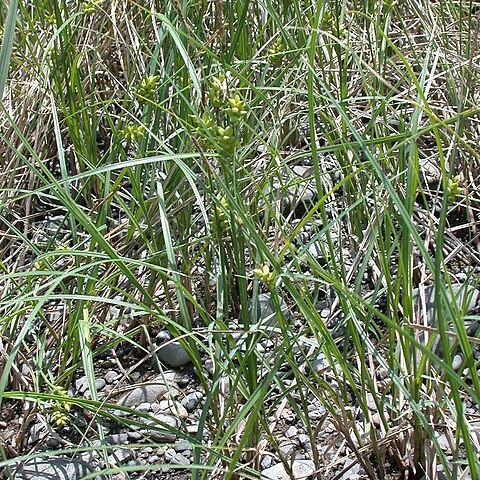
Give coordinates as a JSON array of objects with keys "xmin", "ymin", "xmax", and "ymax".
[
  {"xmin": 141, "ymin": 17, "xmax": 278, "ymax": 115},
  {"xmin": 154, "ymin": 13, "xmax": 201, "ymax": 103},
  {"xmin": 229, "ymin": 216, "xmax": 261, "ymax": 468},
  {"xmin": 78, "ymin": 308, "xmax": 109, "ymax": 464},
  {"xmin": 294, "ymin": 279, "xmax": 457, "ymax": 473},
  {"xmin": 305, "ymin": 2, "xmax": 345, "ymax": 282},
  {"xmin": 404, "ymin": 21, "xmax": 480, "ymax": 475},
  {"xmin": 212, "ymin": 347, "xmax": 289, "ymax": 479},
  {"xmin": 0, "ymin": 0, "xmax": 17, "ymax": 101},
  {"xmin": 398, "ymin": 40, "xmax": 437, "ymax": 470},
  {"xmin": 50, "ymin": 92, "xmax": 79, "ymax": 245},
  {"xmin": 303, "ymin": 74, "xmax": 435, "ymax": 272},
  {"xmin": 319, "ymin": 67, "xmax": 471, "ymax": 480}
]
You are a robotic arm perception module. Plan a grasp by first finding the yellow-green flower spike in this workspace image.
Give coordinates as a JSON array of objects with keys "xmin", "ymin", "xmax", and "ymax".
[
  {"xmin": 200, "ymin": 112, "xmax": 215, "ymax": 129},
  {"xmin": 208, "ymin": 74, "xmax": 227, "ymax": 107},
  {"xmin": 267, "ymin": 37, "xmax": 284, "ymax": 66},
  {"xmin": 447, "ymin": 175, "xmax": 463, "ymax": 205},
  {"xmin": 34, "ymin": 259, "xmax": 45, "ymax": 270},
  {"xmin": 121, "ymin": 124, "xmax": 144, "ymax": 143},
  {"xmin": 253, "ymin": 264, "xmax": 275, "ymax": 284},
  {"xmin": 215, "ymin": 196, "xmax": 230, "ymax": 230},
  {"xmin": 190, "ymin": 113, "xmax": 216, "ymax": 144},
  {"xmin": 224, "ymin": 94, "xmax": 247, "ymax": 123},
  {"xmin": 216, "ymin": 125, "xmax": 236, "ymax": 153},
  {"xmin": 82, "ymin": 0, "xmax": 103, "ymax": 14},
  {"xmin": 51, "ymin": 409, "xmax": 69, "ymax": 428},
  {"xmin": 49, "ymin": 385, "xmax": 71, "ymax": 429},
  {"xmin": 137, "ymin": 75, "xmax": 160, "ymax": 102}
]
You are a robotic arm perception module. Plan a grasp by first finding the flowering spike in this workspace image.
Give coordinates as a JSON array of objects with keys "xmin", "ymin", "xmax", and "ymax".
[{"xmin": 253, "ymin": 264, "xmax": 275, "ymax": 284}]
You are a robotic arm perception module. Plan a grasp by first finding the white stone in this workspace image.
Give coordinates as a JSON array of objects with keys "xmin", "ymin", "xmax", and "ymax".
[
  {"xmin": 11, "ymin": 457, "xmax": 106, "ymax": 480},
  {"xmin": 117, "ymin": 375, "xmax": 174, "ymax": 407},
  {"xmin": 262, "ymin": 460, "xmax": 315, "ymax": 479}
]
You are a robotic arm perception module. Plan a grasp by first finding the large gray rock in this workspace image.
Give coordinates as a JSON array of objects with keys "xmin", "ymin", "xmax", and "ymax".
[
  {"xmin": 261, "ymin": 460, "xmax": 315, "ymax": 479},
  {"xmin": 11, "ymin": 457, "xmax": 107, "ymax": 480},
  {"xmin": 155, "ymin": 331, "xmax": 191, "ymax": 368},
  {"xmin": 141, "ymin": 412, "xmax": 179, "ymax": 442},
  {"xmin": 117, "ymin": 373, "xmax": 177, "ymax": 407}
]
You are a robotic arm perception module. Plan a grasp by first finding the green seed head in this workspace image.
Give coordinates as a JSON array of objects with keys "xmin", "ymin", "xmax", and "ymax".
[
  {"xmin": 447, "ymin": 175, "xmax": 463, "ymax": 205},
  {"xmin": 224, "ymin": 94, "xmax": 247, "ymax": 122},
  {"xmin": 216, "ymin": 125, "xmax": 236, "ymax": 152},
  {"xmin": 208, "ymin": 74, "xmax": 227, "ymax": 107},
  {"xmin": 137, "ymin": 75, "xmax": 160, "ymax": 102},
  {"xmin": 49, "ymin": 386, "xmax": 71, "ymax": 429},
  {"xmin": 267, "ymin": 37, "xmax": 284, "ymax": 65},
  {"xmin": 214, "ymin": 196, "xmax": 230, "ymax": 231},
  {"xmin": 253, "ymin": 264, "xmax": 275, "ymax": 284},
  {"xmin": 121, "ymin": 124, "xmax": 144, "ymax": 143},
  {"xmin": 82, "ymin": 0, "xmax": 103, "ymax": 14}
]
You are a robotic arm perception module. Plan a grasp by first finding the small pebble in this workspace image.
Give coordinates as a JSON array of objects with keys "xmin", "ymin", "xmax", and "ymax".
[
  {"xmin": 106, "ymin": 433, "xmax": 128, "ymax": 445},
  {"xmin": 174, "ymin": 439, "xmax": 192, "ymax": 452},
  {"xmin": 261, "ymin": 455, "xmax": 273, "ymax": 469},
  {"xmin": 109, "ymin": 448, "xmax": 135, "ymax": 464},
  {"xmin": 164, "ymin": 448, "xmax": 177, "ymax": 460},
  {"xmin": 298, "ymin": 434, "xmax": 312, "ymax": 450},
  {"xmin": 187, "ymin": 423, "xmax": 199, "ymax": 434},
  {"xmin": 155, "ymin": 330, "xmax": 191, "ymax": 368},
  {"xmin": 279, "ymin": 440, "xmax": 296, "ymax": 456},
  {"xmin": 261, "ymin": 460, "xmax": 315, "ymax": 479},
  {"xmin": 436, "ymin": 433, "xmax": 451, "ymax": 452},
  {"xmin": 177, "ymin": 375, "xmax": 190, "ymax": 388},
  {"xmin": 365, "ymin": 393, "xmax": 377, "ymax": 411},
  {"xmin": 95, "ymin": 378, "xmax": 106, "ymax": 391},
  {"xmin": 75, "ymin": 376, "xmax": 88, "ymax": 393},
  {"xmin": 159, "ymin": 399, "xmax": 189, "ymax": 419},
  {"xmin": 452, "ymin": 354, "xmax": 463, "ymax": 371},
  {"xmin": 170, "ymin": 453, "xmax": 190, "ymax": 466},
  {"xmin": 182, "ymin": 391, "xmax": 203, "ymax": 412},
  {"xmin": 46, "ymin": 437, "xmax": 61, "ymax": 448},
  {"xmin": 285, "ymin": 426, "xmax": 298, "ymax": 438},
  {"xmin": 105, "ymin": 370, "xmax": 121, "ymax": 384},
  {"xmin": 136, "ymin": 402, "xmax": 151, "ymax": 412},
  {"xmin": 204, "ymin": 359, "xmax": 215, "ymax": 376}
]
